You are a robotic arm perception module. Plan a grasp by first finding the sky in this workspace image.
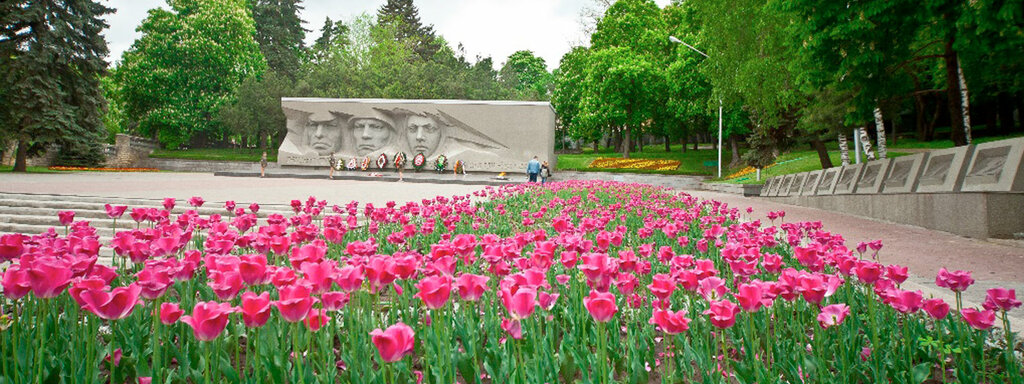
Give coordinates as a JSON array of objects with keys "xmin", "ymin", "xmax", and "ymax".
[{"xmin": 101, "ymin": 0, "xmax": 671, "ymax": 71}]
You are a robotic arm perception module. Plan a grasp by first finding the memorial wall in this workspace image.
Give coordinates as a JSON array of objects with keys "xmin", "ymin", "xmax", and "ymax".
[{"xmin": 277, "ymin": 98, "xmax": 556, "ymax": 173}]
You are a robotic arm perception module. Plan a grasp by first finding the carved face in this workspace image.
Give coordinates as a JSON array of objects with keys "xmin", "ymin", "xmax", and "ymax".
[
  {"xmin": 406, "ymin": 115, "xmax": 443, "ymax": 156},
  {"xmin": 352, "ymin": 118, "xmax": 391, "ymax": 155},
  {"xmin": 305, "ymin": 117, "xmax": 343, "ymax": 155}
]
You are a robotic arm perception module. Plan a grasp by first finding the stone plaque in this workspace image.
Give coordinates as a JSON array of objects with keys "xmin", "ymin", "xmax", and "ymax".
[
  {"xmin": 816, "ymin": 167, "xmax": 840, "ymax": 195},
  {"xmin": 832, "ymin": 164, "xmax": 864, "ymax": 195},
  {"xmin": 854, "ymin": 159, "xmax": 892, "ymax": 194},
  {"xmin": 278, "ymin": 98, "xmax": 556, "ymax": 172},
  {"xmin": 960, "ymin": 137, "xmax": 1024, "ymax": 192},
  {"xmin": 768, "ymin": 176, "xmax": 786, "ymax": 196},
  {"xmin": 760, "ymin": 177, "xmax": 776, "ymax": 197},
  {"xmin": 881, "ymin": 153, "xmax": 928, "ymax": 194},
  {"xmin": 788, "ymin": 172, "xmax": 807, "ymax": 196},
  {"xmin": 776, "ymin": 174, "xmax": 796, "ymax": 197},
  {"xmin": 915, "ymin": 145, "xmax": 974, "ymax": 193},
  {"xmin": 801, "ymin": 170, "xmax": 823, "ymax": 196}
]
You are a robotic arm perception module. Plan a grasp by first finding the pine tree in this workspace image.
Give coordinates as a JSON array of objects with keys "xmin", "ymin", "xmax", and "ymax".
[
  {"xmin": 376, "ymin": 0, "xmax": 441, "ymax": 59},
  {"xmin": 251, "ymin": 0, "xmax": 307, "ymax": 78},
  {"xmin": 0, "ymin": 0, "xmax": 113, "ymax": 171}
]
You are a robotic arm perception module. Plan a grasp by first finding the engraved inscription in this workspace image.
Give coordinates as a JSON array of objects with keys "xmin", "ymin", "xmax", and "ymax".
[
  {"xmin": 918, "ymin": 154, "xmax": 953, "ymax": 186},
  {"xmin": 965, "ymin": 147, "xmax": 1009, "ymax": 185}
]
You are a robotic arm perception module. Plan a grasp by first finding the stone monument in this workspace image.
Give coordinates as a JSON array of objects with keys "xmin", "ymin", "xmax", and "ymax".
[{"xmin": 277, "ymin": 98, "xmax": 556, "ymax": 173}]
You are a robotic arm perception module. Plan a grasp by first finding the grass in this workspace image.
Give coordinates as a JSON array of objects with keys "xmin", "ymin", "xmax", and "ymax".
[
  {"xmin": 557, "ymin": 144, "xmax": 722, "ymax": 175},
  {"xmin": 0, "ymin": 165, "xmax": 62, "ymax": 173},
  {"xmin": 149, "ymin": 148, "xmax": 277, "ymax": 162},
  {"xmin": 887, "ymin": 132, "xmax": 1024, "ymax": 149}
]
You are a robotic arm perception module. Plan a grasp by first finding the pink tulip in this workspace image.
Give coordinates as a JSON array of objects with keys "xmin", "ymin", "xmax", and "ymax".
[
  {"xmin": 415, "ymin": 275, "xmax": 453, "ymax": 309},
  {"xmin": 105, "ymin": 204, "xmax": 128, "ymax": 219},
  {"xmin": 538, "ymin": 291, "xmax": 560, "ymax": 311},
  {"xmin": 305, "ymin": 308, "xmax": 331, "ymax": 331},
  {"xmin": 181, "ymin": 301, "xmax": 236, "ymax": 341},
  {"xmin": 275, "ymin": 283, "xmax": 314, "ymax": 322},
  {"xmin": 647, "ymin": 274, "xmax": 675, "ymax": 301},
  {"xmin": 817, "ymin": 304, "xmax": 850, "ymax": 329},
  {"xmin": 162, "ymin": 198, "xmax": 176, "ymax": 211},
  {"xmin": 501, "ymin": 318, "xmax": 523, "ymax": 339},
  {"xmin": 58, "ymin": 210, "xmax": 75, "ymax": 226},
  {"xmin": 335, "ymin": 266, "xmax": 365, "ymax": 292},
  {"xmin": 735, "ymin": 283, "xmax": 765, "ymax": 312},
  {"xmin": 0, "ymin": 234, "xmax": 25, "ymax": 262},
  {"xmin": 855, "ymin": 262, "xmax": 884, "ymax": 284},
  {"xmin": 922, "ymin": 298, "xmax": 950, "ymax": 320},
  {"xmin": 960, "ymin": 308, "xmax": 996, "ymax": 330},
  {"xmin": 703, "ymin": 300, "xmax": 739, "ymax": 329},
  {"xmin": 983, "ymin": 288, "xmax": 1021, "ymax": 312},
  {"xmin": 455, "ymin": 273, "xmax": 490, "ymax": 301},
  {"xmin": 935, "ymin": 268, "xmax": 974, "ymax": 292},
  {"xmin": 239, "ymin": 254, "xmax": 268, "ymax": 285},
  {"xmin": 890, "ymin": 290, "xmax": 923, "ymax": 314},
  {"xmin": 697, "ymin": 276, "xmax": 727, "ymax": 301},
  {"xmin": 188, "ymin": 196, "xmax": 204, "ymax": 208},
  {"xmin": 160, "ymin": 302, "xmax": 184, "ymax": 325},
  {"xmin": 240, "ymin": 291, "xmax": 272, "ymax": 327},
  {"xmin": 649, "ymin": 308, "xmax": 691, "ymax": 334},
  {"xmin": 500, "ymin": 286, "xmax": 537, "ymax": 319},
  {"xmin": 1, "ymin": 265, "xmax": 31, "ymax": 299},
  {"xmin": 583, "ymin": 290, "xmax": 618, "ymax": 323},
  {"xmin": 136, "ymin": 268, "xmax": 173, "ymax": 300},
  {"xmin": 79, "ymin": 284, "xmax": 142, "ymax": 320},
  {"xmin": 27, "ymin": 258, "xmax": 73, "ymax": 298},
  {"xmin": 370, "ymin": 323, "xmax": 416, "ymax": 362},
  {"xmin": 885, "ymin": 265, "xmax": 909, "ymax": 285},
  {"xmin": 322, "ymin": 291, "xmax": 350, "ymax": 311}
]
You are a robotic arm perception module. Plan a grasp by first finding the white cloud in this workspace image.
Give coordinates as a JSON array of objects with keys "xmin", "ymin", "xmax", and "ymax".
[{"xmin": 102, "ymin": 0, "xmax": 672, "ymax": 70}]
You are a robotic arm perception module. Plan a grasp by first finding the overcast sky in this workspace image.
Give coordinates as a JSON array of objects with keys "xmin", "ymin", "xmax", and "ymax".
[{"xmin": 101, "ymin": 0, "xmax": 671, "ymax": 71}]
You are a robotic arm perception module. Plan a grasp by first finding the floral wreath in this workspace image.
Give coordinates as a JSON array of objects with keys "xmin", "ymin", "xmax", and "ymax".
[
  {"xmin": 453, "ymin": 160, "xmax": 466, "ymax": 174},
  {"xmin": 360, "ymin": 157, "xmax": 371, "ymax": 171},
  {"xmin": 434, "ymin": 155, "xmax": 448, "ymax": 173},
  {"xmin": 376, "ymin": 153, "xmax": 388, "ymax": 170},
  {"xmin": 346, "ymin": 158, "xmax": 357, "ymax": 170},
  {"xmin": 412, "ymin": 152, "xmax": 427, "ymax": 172},
  {"xmin": 394, "ymin": 152, "xmax": 407, "ymax": 170}
]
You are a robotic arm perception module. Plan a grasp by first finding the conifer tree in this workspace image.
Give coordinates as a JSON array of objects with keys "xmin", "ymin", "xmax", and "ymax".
[{"xmin": 376, "ymin": 0, "xmax": 441, "ymax": 59}]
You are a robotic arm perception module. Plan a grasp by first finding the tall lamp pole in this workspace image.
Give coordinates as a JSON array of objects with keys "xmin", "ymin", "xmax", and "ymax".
[{"xmin": 669, "ymin": 36, "xmax": 723, "ymax": 178}]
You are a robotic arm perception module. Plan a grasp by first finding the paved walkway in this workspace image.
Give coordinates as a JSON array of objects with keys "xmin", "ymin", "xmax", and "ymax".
[{"xmin": 686, "ymin": 190, "xmax": 1024, "ymax": 326}]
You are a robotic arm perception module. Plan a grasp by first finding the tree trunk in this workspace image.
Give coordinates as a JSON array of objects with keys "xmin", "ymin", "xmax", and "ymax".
[
  {"xmin": 838, "ymin": 133, "xmax": 850, "ymax": 166},
  {"xmin": 998, "ymin": 93, "xmax": 1015, "ymax": 134},
  {"xmin": 680, "ymin": 136, "xmax": 687, "ymax": 153},
  {"xmin": 13, "ymin": 139, "xmax": 28, "ymax": 172},
  {"xmin": 728, "ymin": 134, "xmax": 741, "ymax": 168},
  {"xmin": 926, "ymin": 96, "xmax": 941, "ymax": 141},
  {"xmin": 692, "ymin": 136, "xmax": 698, "ymax": 151},
  {"xmin": 915, "ymin": 93, "xmax": 928, "ymax": 141},
  {"xmin": 957, "ymin": 57, "xmax": 972, "ymax": 144},
  {"xmin": 859, "ymin": 127, "xmax": 876, "ymax": 161},
  {"xmin": 873, "ymin": 106, "xmax": 887, "ymax": 159},
  {"xmin": 811, "ymin": 139, "xmax": 833, "ymax": 169},
  {"xmin": 637, "ymin": 133, "xmax": 644, "ymax": 152},
  {"xmin": 664, "ymin": 135, "xmax": 670, "ymax": 152},
  {"xmin": 592, "ymin": 140, "xmax": 599, "ymax": 153},
  {"xmin": 622, "ymin": 127, "xmax": 631, "ymax": 159},
  {"xmin": 943, "ymin": 38, "xmax": 968, "ymax": 146}
]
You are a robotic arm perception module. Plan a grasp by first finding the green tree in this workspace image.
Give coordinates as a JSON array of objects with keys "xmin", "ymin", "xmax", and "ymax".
[
  {"xmin": 0, "ymin": 0, "xmax": 113, "ymax": 171},
  {"xmin": 376, "ymin": 0, "xmax": 441, "ymax": 60},
  {"xmin": 499, "ymin": 50, "xmax": 552, "ymax": 100},
  {"xmin": 117, "ymin": 0, "xmax": 266, "ymax": 149},
  {"xmin": 580, "ymin": 47, "xmax": 664, "ymax": 159},
  {"xmin": 309, "ymin": 17, "xmax": 350, "ymax": 65},
  {"xmin": 251, "ymin": 0, "xmax": 307, "ymax": 78},
  {"xmin": 552, "ymin": 47, "xmax": 599, "ymax": 149},
  {"xmin": 217, "ymin": 72, "xmax": 306, "ymax": 151}
]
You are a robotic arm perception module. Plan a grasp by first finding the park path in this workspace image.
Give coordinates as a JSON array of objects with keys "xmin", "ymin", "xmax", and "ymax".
[{"xmin": 685, "ymin": 189, "xmax": 1024, "ymax": 327}]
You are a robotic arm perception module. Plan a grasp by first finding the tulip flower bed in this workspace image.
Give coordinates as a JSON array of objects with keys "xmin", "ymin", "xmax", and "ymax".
[{"xmin": 1, "ymin": 181, "xmax": 1022, "ymax": 384}]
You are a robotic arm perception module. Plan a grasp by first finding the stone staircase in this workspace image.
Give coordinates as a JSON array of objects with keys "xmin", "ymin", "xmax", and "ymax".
[{"xmin": 0, "ymin": 192, "xmax": 298, "ymax": 264}]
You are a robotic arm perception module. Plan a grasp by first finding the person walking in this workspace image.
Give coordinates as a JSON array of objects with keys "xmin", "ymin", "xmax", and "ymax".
[
  {"xmin": 526, "ymin": 156, "xmax": 541, "ymax": 183},
  {"xmin": 328, "ymin": 153, "xmax": 337, "ymax": 180},
  {"xmin": 540, "ymin": 161, "xmax": 551, "ymax": 184},
  {"xmin": 259, "ymin": 151, "xmax": 268, "ymax": 178}
]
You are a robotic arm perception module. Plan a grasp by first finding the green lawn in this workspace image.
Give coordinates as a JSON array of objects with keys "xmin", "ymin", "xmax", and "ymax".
[
  {"xmin": 557, "ymin": 144, "xmax": 723, "ymax": 175},
  {"xmin": 0, "ymin": 165, "xmax": 62, "ymax": 173},
  {"xmin": 149, "ymin": 148, "xmax": 277, "ymax": 162},
  {"xmin": 887, "ymin": 132, "xmax": 1024, "ymax": 149},
  {"xmin": 715, "ymin": 150, "xmax": 911, "ymax": 184}
]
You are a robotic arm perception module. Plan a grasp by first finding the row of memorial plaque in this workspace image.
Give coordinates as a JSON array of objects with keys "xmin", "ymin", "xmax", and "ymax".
[{"xmin": 760, "ymin": 137, "xmax": 1024, "ymax": 197}]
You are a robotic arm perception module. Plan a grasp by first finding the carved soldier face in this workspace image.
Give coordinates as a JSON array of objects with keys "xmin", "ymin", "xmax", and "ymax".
[
  {"xmin": 352, "ymin": 118, "xmax": 391, "ymax": 155},
  {"xmin": 406, "ymin": 115, "xmax": 443, "ymax": 156},
  {"xmin": 305, "ymin": 116, "xmax": 343, "ymax": 156}
]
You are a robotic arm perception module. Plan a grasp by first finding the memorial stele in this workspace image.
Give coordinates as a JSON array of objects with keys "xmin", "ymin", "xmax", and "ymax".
[{"xmin": 278, "ymin": 98, "xmax": 556, "ymax": 173}]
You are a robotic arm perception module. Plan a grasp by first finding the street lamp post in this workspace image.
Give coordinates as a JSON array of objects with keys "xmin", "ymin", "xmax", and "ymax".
[{"xmin": 669, "ymin": 35, "xmax": 723, "ymax": 178}]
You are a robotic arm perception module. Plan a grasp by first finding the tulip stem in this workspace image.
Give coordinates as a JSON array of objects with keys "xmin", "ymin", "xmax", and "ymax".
[
  {"xmin": 152, "ymin": 297, "xmax": 161, "ymax": 382},
  {"xmin": 597, "ymin": 321, "xmax": 608, "ymax": 384},
  {"xmin": 35, "ymin": 300, "xmax": 46, "ymax": 384},
  {"xmin": 1003, "ymin": 311, "xmax": 1015, "ymax": 383},
  {"xmin": 293, "ymin": 321, "xmax": 304, "ymax": 384}
]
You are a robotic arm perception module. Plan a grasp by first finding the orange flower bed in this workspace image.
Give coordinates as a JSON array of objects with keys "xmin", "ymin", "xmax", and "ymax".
[
  {"xmin": 589, "ymin": 157, "xmax": 680, "ymax": 171},
  {"xmin": 48, "ymin": 166, "xmax": 160, "ymax": 172}
]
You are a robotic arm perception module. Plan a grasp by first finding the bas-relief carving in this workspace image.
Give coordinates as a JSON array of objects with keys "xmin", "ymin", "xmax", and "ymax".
[
  {"xmin": 857, "ymin": 163, "xmax": 883, "ymax": 188},
  {"xmin": 919, "ymin": 154, "xmax": 954, "ymax": 186},
  {"xmin": 836, "ymin": 167, "xmax": 858, "ymax": 189},
  {"xmin": 277, "ymin": 99, "xmax": 553, "ymax": 172},
  {"xmin": 817, "ymin": 169, "xmax": 838, "ymax": 194},
  {"xmin": 965, "ymin": 147, "xmax": 1009, "ymax": 184},
  {"xmin": 885, "ymin": 161, "xmax": 912, "ymax": 188},
  {"xmin": 802, "ymin": 173, "xmax": 819, "ymax": 195},
  {"xmin": 790, "ymin": 173, "xmax": 806, "ymax": 194}
]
